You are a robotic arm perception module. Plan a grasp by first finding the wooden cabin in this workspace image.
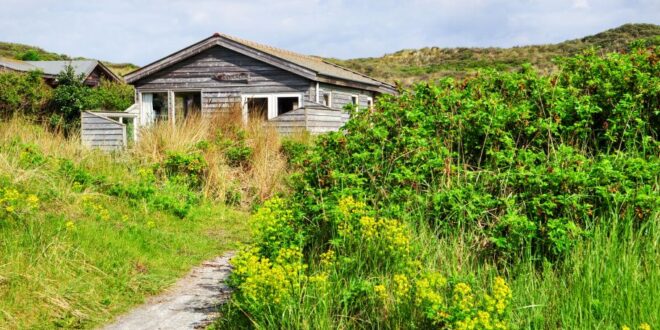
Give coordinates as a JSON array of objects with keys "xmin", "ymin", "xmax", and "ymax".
[
  {"xmin": 0, "ymin": 59, "xmax": 121, "ymax": 87},
  {"xmin": 124, "ymin": 33, "xmax": 396, "ymax": 134}
]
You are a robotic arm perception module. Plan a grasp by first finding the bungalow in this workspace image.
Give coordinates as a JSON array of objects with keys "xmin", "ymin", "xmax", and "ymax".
[
  {"xmin": 0, "ymin": 58, "xmax": 122, "ymax": 87},
  {"xmin": 124, "ymin": 33, "xmax": 396, "ymax": 134}
]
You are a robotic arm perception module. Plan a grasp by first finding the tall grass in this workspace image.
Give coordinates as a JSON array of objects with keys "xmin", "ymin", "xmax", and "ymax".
[
  {"xmin": 416, "ymin": 208, "xmax": 659, "ymax": 329},
  {"xmin": 133, "ymin": 106, "xmax": 299, "ymax": 207},
  {"xmin": 0, "ymin": 111, "xmax": 305, "ymax": 328}
]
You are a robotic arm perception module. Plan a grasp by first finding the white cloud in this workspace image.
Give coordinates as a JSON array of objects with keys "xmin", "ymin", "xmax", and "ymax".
[
  {"xmin": 0, "ymin": 0, "xmax": 657, "ymax": 65},
  {"xmin": 573, "ymin": 0, "xmax": 590, "ymax": 9}
]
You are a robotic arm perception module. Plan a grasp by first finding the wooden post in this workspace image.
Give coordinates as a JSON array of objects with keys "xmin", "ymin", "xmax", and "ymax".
[{"xmin": 168, "ymin": 90, "xmax": 175, "ymax": 127}]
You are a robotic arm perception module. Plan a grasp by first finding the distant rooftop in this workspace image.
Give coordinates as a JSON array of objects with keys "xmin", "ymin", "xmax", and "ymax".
[{"xmin": 0, "ymin": 58, "xmax": 100, "ymax": 77}]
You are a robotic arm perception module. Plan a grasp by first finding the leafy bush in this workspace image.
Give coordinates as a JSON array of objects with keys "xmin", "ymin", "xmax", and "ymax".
[
  {"xmin": 85, "ymin": 79, "xmax": 134, "ymax": 111},
  {"xmin": 0, "ymin": 70, "xmax": 51, "ymax": 118},
  {"xmin": 219, "ymin": 128, "xmax": 253, "ymax": 167},
  {"xmin": 280, "ymin": 139, "xmax": 310, "ymax": 166},
  {"xmin": 219, "ymin": 43, "xmax": 658, "ymax": 328},
  {"xmin": 225, "ymin": 145, "xmax": 253, "ymax": 167},
  {"xmin": 294, "ymin": 43, "xmax": 658, "ymax": 260},
  {"xmin": 160, "ymin": 151, "xmax": 208, "ymax": 187}
]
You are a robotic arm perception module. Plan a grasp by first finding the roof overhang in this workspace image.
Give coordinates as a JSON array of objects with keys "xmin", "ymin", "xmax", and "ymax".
[{"xmin": 124, "ymin": 34, "xmax": 395, "ymax": 94}]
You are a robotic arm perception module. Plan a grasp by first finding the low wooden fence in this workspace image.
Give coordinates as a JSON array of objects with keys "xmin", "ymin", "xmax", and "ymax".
[{"xmin": 81, "ymin": 111, "xmax": 137, "ymax": 151}]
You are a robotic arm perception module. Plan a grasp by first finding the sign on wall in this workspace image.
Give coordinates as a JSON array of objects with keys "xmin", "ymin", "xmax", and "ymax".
[{"xmin": 213, "ymin": 72, "xmax": 250, "ymax": 82}]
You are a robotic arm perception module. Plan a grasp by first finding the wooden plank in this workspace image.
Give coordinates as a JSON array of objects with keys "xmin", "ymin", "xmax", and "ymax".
[
  {"xmin": 82, "ymin": 128, "xmax": 124, "ymax": 133},
  {"xmin": 84, "ymin": 140, "xmax": 124, "ymax": 146},
  {"xmin": 82, "ymin": 135, "xmax": 125, "ymax": 141},
  {"xmin": 82, "ymin": 123, "xmax": 124, "ymax": 129},
  {"xmin": 82, "ymin": 117, "xmax": 122, "ymax": 125},
  {"xmin": 271, "ymin": 115, "xmax": 344, "ymax": 122}
]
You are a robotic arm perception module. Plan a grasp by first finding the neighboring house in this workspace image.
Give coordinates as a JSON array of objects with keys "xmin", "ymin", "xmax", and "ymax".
[
  {"xmin": 0, "ymin": 58, "xmax": 122, "ymax": 87},
  {"xmin": 124, "ymin": 33, "xmax": 396, "ymax": 134}
]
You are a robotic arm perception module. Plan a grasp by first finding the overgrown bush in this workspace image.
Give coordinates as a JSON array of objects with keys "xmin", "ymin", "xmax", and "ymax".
[
  {"xmin": 294, "ymin": 43, "xmax": 659, "ymax": 260},
  {"xmin": 2, "ymin": 65, "xmax": 133, "ymax": 133},
  {"xmin": 0, "ymin": 70, "xmax": 51, "ymax": 118},
  {"xmin": 219, "ymin": 43, "xmax": 659, "ymax": 328}
]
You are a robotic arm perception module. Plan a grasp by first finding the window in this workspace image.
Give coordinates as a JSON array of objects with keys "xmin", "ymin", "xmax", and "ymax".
[
  {"xmin": 350, "ymin": 95, "xmax": 358, "ymax": 106},
  {"xmin": 277, "ymin": 96, "xmax": 299, "ymax": 115},
  {"xmin": 322, "ymin": 93, "xmax": 332, "ymax": 107},
  {"xmin": 246, "ymin": 97, "xmax": 268, "ymax": 120},
  {"xmin": 367, "ymin": 97, "xmax": 373, "ymax": 109},
  {"xmin": 242, "ymin": 93, "xmax": 303, "ymax": 122}
]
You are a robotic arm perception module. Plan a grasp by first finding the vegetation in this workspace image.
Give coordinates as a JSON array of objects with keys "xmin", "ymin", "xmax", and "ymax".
[
  {"xmin": 329, "ymin": 23, "xmax": 660, "ymax": 84},
  {"xmin": 0, "ymin": 66, "xmax": 134, "ymax": 133},
  {"xmin": 216, "ymin": 41, "xmax": 659, "ymax": 328},
  {"xmin": 49, "ymin": 65, "xmax": 134, "ymax": 132},
  {"xmin": 0, "ymin": 110, "xmax": 309, "ymax": 328}
]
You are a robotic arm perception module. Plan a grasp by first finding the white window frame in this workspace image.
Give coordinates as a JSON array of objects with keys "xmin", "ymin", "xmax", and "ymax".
[
  {"xmin": 241, "ymin": 93, "xmax": 304, "ymax": 122},
  {"xmin": 367, "ymin": 96, "xmax": 373, "ymax": 109}
]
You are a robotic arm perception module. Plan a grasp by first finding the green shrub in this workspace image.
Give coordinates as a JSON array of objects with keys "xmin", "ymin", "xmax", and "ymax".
[
  {"xmin": 225, "ymin": 145, "xmax": 253, "ymax": 167},
  {"xmin": 280, "ymin": 139, "xmax": 309, "ymax": 166},
  {"xmin": 292, "ymin": 43, "xmax": 658, "ymax": 260},
  {"xmin": 85, "ymin": 79, "xmax": 134, "ymax": 111},
  {"xmin": 160, "ymin": 151, "xmax": 208, "ymax": 188},
  {"xmin": 0, "ymin": 70, "xmax": 51, "ymax": 118}
]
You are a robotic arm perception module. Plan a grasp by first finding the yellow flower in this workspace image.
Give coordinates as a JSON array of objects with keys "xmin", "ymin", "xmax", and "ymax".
[
  {"xmin": 26, "ymin": 194, "xmax": 39, "ymax": 206},
  {"xmin": 374, "ymin": 284, "xmax": 388, "ymax": 301},
  {"xmin": 622, "ymin": 326, "xmax": 631, "ymax": 330},
  {"xmin": 492, "ymin": 277, "xmax": 511, "ymax": 315},
  {"xmin": 5, "ymin": 206, "xmax": 15, "ymax": 213},
  {"xmin": 393, "ymin": 274, "xmax": 410, "ymax": 299},
  {"xmin": 639, "ymin": 323, "xmax": 651, "ymax": 330},
  {"xmin": 477, "ymin": 311, "xmax": 493, "ymax": 330},
  {"xmin": 146, "ymin": 221, "xmax": 156, "ymax": 228},
  {"xmin": 65, "ymin": 221, "xmax": 76, "ymax": 230},
  {"xmin": 453, "ymin": 282, "xmax": 475, "ymax": 312},
  {"xmin": 320, "ymin": 250, "xmax": 335, "ymax": 267}
]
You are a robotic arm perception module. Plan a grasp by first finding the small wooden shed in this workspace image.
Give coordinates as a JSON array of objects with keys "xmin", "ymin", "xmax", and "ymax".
[
  {"xmin": 123, "ymin": 33, "xmax": 396, "ymax": 134},
  {"xmin": 81, "ymin": 110, "xmax": 137, "ymax": 151}
]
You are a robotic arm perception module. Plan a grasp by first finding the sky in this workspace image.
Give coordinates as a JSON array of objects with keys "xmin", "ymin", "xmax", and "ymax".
[{"xmin": 0, "ymin": 0, "xmax": 658, "ymax": 66}]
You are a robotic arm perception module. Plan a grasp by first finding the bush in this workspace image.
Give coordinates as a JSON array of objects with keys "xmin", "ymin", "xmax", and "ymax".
[
  {"xmin": 293, "ymin": 43, "xmax": 659, "ymax": 260},
  {"xmin": 219, "ymin": 43, "xmax": 658, "ymax": 328},
  {"xmin": 0, "ymin": 70, "xmax": 51, "ymax": 118}
]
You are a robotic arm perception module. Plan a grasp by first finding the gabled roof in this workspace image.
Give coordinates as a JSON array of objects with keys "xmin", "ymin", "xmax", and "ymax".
[
  {"xmin": 0, "ymin": 58, "xmax": 122, "ymax": 82},
  {"xmin": 125, "ymin": 34, "xmax": 396, "ymax": 94}
]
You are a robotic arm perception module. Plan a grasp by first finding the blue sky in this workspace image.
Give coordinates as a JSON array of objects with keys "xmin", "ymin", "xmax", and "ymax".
[{"xmin": 0, "ymin": 0, "xmax": 658, "ymax": 65}]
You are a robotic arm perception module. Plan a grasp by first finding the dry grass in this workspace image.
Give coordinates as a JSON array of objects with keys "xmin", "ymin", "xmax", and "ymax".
[{"xmin": 132, "ymin": 105, "xmax": 299, "ymax": 208}]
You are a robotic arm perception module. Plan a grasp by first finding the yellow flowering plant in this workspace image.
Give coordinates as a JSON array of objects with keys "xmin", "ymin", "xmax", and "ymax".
[{"xmin": 0, "ymin": 185, "xmax": 40, "ymax": 222}]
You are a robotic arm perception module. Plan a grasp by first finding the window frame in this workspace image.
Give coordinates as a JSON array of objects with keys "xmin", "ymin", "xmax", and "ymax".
[{"xmin": 241, "ymin": 92, "xmax": 304, "ymax": 122}]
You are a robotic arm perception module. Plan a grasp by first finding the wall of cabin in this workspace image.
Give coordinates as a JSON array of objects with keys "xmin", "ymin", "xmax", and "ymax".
[
  {"xmin": 316, "ymin": 83, "xmax": 375, "ymax": 110},
  {"xmin": 131, "ymin": 44, "xmax": 378, "ymax": 133},
  {"xmin": 132, "ymin": 45, "xmax": 315, "ymax": 116}
]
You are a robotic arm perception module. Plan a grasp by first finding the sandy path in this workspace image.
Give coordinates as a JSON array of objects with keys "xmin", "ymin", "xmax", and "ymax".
[{"xmin": 101, "ymin": 252, "xmax": 234, "ymax": 330}]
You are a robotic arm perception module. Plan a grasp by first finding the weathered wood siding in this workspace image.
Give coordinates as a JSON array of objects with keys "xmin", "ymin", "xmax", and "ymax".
[
  {"xmin": 269, "ymin": 108, "xmax": 349, "ymax": 134},
  {"xmin": 81, "ymin": 112, "xmax": 126, "ymax": 150},
  {"xmin": 133, "ymin": 46, "xmax": 315, "ymax": 115},
  {"xmin": 317, "ymin": 83, "xmax": 374, "ymax": 110}
]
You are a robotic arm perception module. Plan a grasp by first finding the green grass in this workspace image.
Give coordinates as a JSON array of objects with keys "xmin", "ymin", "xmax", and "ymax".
[
  {"xmin": 0, "ymin": 119, "xmax": 250, "ymax": 329},
  {"xmin": 420, "ymin": 210, "xmax": 659, "ymax": 329}
]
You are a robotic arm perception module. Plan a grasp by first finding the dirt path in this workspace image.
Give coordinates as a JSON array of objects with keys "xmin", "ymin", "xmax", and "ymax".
[{"xmin": 101, "ymin": 252, "xmax": 234, "ymax": 330}]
